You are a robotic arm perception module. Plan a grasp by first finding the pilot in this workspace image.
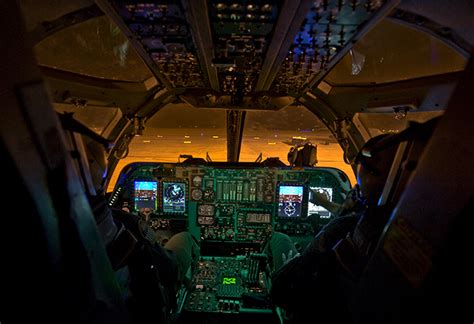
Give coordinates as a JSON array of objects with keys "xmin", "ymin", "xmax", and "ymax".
[
  {"xmin": 306, "ymin": 133, "xmax": 397, "ymax": 253},
  {"xmin": 258, "ymin": 134, "xmax": 396, "ymax": 289},
  {"xmin": 270, "ymin": 133, "xmax": 398, "ymax": 323},
  {"xmin": 81, "ymin": 135, "xmax": 199, "ymax": 323}
]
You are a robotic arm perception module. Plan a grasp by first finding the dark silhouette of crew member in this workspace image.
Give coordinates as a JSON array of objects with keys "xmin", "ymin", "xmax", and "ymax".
[{"xmin": 270, "ymin": 134, "xmax": 398, "ymax": 323}]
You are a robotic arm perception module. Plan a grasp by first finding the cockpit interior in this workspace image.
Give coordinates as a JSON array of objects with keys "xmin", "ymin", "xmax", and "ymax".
[
  {"xmin": 109, "ymin": 161, "xmax": 350, "ymax": 322},
  {"xmin": 1, "ymin": 0, "xmax": 473, "ymax": 323}
]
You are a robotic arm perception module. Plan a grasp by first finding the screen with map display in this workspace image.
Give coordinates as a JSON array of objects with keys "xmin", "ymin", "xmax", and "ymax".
[{"xmin": 163, "ymin": 181, "xmax": 186, "ymax": 214}]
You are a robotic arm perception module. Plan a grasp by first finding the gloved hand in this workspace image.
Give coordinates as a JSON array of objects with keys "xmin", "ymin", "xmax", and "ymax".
[
  {"xmin": 281, "ymin": 249, "xmax": 300, "ymax": 265},
  {"xmin": 310, "ymin": 190, "xmax": 330, "ymax": 206}
]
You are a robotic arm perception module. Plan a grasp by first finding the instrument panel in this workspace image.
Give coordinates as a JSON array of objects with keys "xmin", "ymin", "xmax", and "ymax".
[
  {"xmin": 109, "ymin": 162, "xmax": 351, "ymax": 251},
  {"xmin": 183, "ymin": 255, "xmax": 271, "ymax": 319}
]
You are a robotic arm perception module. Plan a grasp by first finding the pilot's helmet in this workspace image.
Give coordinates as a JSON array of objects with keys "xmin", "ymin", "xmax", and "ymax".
[
  {"xmin": 354, "ymin": 134, "xmax": 398, "ymax": 205},
  {"xmin": 82, "ymin": 135, "xmax": 108, "ymax": 194},
  {"xmin": 81, "ymin": 136, "xmax": 119, "ymax": 246}
]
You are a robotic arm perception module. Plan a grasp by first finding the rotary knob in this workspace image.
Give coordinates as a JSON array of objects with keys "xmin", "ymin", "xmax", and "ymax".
[
  {"xmin": 203, "ymin": 188, "xmax": 215, "ymax": 201},
  {"xmin": 226, "ymin": 228, "xmax": 234, "ymax": 238},
  {"xmin": 191, "ymin": 188, "xmax": 203, "ymax": 201},
  {"xmin": 192, "ymin": 175, "xmax": 203, "ymax": 187}
]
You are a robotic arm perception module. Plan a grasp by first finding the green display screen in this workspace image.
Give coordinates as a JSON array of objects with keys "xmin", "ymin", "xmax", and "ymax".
[{"xmin": 222, "ymin": 277, "xmax": 237, "ymax": 285}]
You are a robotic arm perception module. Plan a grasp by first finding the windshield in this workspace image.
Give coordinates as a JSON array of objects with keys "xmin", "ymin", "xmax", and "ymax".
[
  {"xmin": 128, "ymin": 103, "xmax": 227, "ymax": 162},
  {"xmin": 107, "ymin": 104, "xmax": 355, "ymax": 191},
  {"xmin": 108, "ymin": 104, "xmax": 227, "ymax": 190},
  {"xmin": 241, "ymin": 105, "xmax": 355, "ymax": 181}
]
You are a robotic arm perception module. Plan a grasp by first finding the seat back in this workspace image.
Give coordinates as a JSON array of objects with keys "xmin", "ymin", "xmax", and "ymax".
[{"xmin": 333, "ymin": 116, "xmax": 442, "ymax": 279}]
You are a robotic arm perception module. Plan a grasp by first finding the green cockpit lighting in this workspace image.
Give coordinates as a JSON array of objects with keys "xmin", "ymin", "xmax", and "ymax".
[{"xmin": 222, "ymin": 277, "xmax": 237, "ymax": 285}]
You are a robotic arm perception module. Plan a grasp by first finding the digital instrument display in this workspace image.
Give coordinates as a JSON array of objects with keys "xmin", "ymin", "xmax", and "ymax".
[
  {"xmin": 163, "ymin": 182, "xmax": 186, "ymax": 214},
  {"xmin": 308, "ymin": 187, "xmax": 333, "ymax": 218},
  {"xmin": 278, "ymin": 185, "xmax": 304, "ymax": 217},
  {"xmin": 134, "ymin": 181, "xmax": 158, "ymax": 211},
  {"xmin": 222, "ymin": 277, "xmax": 237, "ymax": 285},
  {"xmin": 246, "ymin": 213, "xmax": 271, "ymax": 224}
]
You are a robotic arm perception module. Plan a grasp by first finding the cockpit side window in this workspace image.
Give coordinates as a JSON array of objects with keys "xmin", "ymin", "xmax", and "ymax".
[
  {"xmin": 34, "ymin": 15, "xmax": 153, "ymax": 82},
  {"xmin": 325, "ymin": 20, "xmax": 467, "ymax": 86},
  {"xmin": 54, "ymin": 103, "xmax": 122, "ymax": 138},
  {"xmin": 352, "ymin": 111, "xmax": 444, "ymax": 143}
]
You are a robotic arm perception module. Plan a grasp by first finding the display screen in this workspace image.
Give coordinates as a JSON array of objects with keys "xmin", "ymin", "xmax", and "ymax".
[
  {"xmin": 222, "ymin": 277, "xmax": 237, "ymax": 285},
  {"xmin": 278, "ymin": 185, "xmax": 304, "ymax": 217},
  {"xmin": 163, "ymin": 182, "xmax": 186, "ymax": 214},
  {"xmin": 246, "ymin": 213, "xmax": 271, "ymax": 224},
  {"xmin": 308, "ymin": 187, "xmax": 333, "ymax": 218},
  {"xmin": 134, "ymin": 181, "xmax": 158, "ymax": 211}
]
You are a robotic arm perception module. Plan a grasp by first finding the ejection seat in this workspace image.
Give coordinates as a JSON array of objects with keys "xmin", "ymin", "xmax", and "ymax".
[{"xmin": 332, "ymin": 116, "xmax": 442, "ymax": 280}]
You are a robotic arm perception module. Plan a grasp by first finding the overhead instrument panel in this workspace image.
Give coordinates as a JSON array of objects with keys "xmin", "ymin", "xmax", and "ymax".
[
  {"xmin": 114, "ymin": 1, "xmax": 206, "ymax": 87},
  {"xmin": 209, "ymin": 0, "xmax": 282, "ymax": 99},
  {"xmin": 102, "ymin": 0, "xmax": 394, "ymax": 111},
  {"xmin": 111, "ymin": 162, "xmax": 351, "ymax": 251},
  {"xmin": 271, "ymin": 0, "xmax": 387, "ymax": 95}
]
